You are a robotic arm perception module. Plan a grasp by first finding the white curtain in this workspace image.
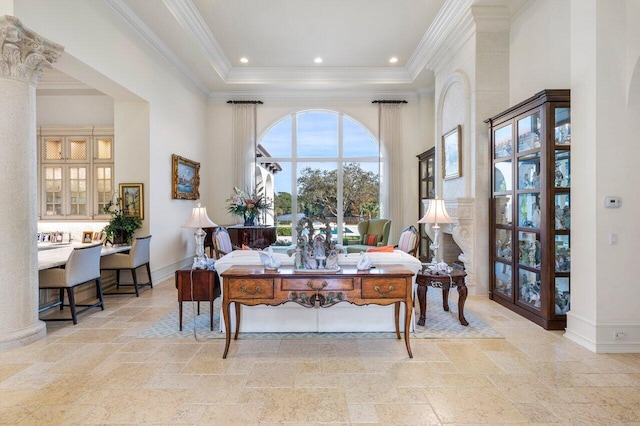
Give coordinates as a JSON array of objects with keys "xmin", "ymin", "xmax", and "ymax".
[
  {"xmin": 378, "ymin": 103, "xmax": 404, "ymax": 243},
  {"xmin": 232, "ymin": 103, "xmax": 257, "ymax": 191}
]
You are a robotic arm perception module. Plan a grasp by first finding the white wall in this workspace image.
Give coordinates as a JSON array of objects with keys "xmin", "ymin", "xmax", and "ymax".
[
  {"xmin": 509, "ymin": 0, "xmax": 571, "ymax": 105},
  {"xmin": 16, "ymin": 0, "xmax": 210, "ymax": 279},
  {"xmin": 206, "ymin": 97, "xmax": 424, "ymax": 241},
  {"xmin": 36, "ymin": 95, "xmax": 113, "ymax": 126}
]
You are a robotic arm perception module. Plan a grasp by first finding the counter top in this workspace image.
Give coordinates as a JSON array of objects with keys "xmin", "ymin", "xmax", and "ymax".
[{"xmin": 38, "ymin": 243, "xmax": 131, "ymax": 270}]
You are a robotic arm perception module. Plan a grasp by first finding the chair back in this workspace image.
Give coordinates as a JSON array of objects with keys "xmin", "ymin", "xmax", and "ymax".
[
  {"xmin": 212, "ymin": 227, "xmax": 234, "ymax": 259},
  {"xmin": 397, "ymin": 225, "xmax": 419, "ymax": 257},
  {"xmin": 130, "ymin": 235, "xmax": 152, "ymax": 268},
  {"xmin": 65, "ymin": 244, "xmax": 103, "ymax": 286},
  {"xmin": 357, "ymin": 219, "xmax": 391, "ymax": 246}
]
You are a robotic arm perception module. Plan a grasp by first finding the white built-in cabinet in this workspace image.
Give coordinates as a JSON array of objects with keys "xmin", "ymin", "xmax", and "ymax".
[{"xmin": 38, "ymin": 126, "xmax": 114, "ymax": 220}]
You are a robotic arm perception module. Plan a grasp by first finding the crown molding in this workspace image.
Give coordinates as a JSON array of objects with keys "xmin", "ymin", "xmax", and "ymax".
[
  {"xmin": 406, "ymin": 0, "xmax": 474, "ymax": 78},
  {"xmin": 208, "ymin": 89, "xmax": 420, "ymax": 103},
  {"xmin": 225, "ymin": 67, "xmax": 414, "ymax": 85},
  {"xmin": 102, "ymin": 0, "xmax": 209, "ymax": 96},
  {"xmin": 471, "ymin": 6, "xmax": 510, "ymax": 32},
  {"xmin": 161, "ymin": 0, "xmax": 231, "ymax": 79}
]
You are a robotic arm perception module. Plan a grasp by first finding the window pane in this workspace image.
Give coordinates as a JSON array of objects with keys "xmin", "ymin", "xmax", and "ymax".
[
  {"xmin": 343, "ymin": 117, "xmax": 378, "ymax": 157},
  {"xmin": 260, "ymin": 116, "xmax": 292, "ymax": 157},
  {"xmin": 297, "ymin": 162, "xmax": 338, "ymax": 218},
  {"xmin": 297, "ymin": 111, "xmax": 337, "ymax": 157}
]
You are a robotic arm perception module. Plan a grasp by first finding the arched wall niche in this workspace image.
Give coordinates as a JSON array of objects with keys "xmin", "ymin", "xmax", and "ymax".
[{"xmin": 433, "ymin": 70, "xmax": 477, "ymax": 292}]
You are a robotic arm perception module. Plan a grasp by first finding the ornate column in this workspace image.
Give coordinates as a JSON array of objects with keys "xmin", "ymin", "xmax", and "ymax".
[{"xmin": 0, "ymin": 16, "xmax": 63, "ymax": 350}]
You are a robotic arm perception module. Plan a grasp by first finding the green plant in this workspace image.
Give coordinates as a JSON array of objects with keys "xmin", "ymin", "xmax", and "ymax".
[{"xmin": 103, "ymin": 197, "xmax": 142, "ymax": 245}]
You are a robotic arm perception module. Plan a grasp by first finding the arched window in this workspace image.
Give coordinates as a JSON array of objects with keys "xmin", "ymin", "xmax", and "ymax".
[{"xmin": 257, "ymin": 110, "xmax": 380, "ymax": 245}]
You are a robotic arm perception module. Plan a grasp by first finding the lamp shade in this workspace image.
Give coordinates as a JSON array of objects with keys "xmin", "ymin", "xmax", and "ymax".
[
  {"xmin": 418, "ymin": 198, "xmax": 454, "ymax": 224},
  {"xmin": 182, "ymin": 203, "xmax": 217, "ymax": 228}
]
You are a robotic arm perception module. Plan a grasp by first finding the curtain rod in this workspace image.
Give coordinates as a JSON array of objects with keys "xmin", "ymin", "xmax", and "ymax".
[
  {"xmin": 372, "ymin": 100, "xmax": 407, "ymax": 104},
  {"xmin": 226, "ymin": 100, "xmax": 263, "ymax": 104}
]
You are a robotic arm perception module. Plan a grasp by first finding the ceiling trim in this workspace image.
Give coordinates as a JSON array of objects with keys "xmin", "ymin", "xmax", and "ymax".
[
  {"xmin": 225, "ymin": 67, "xmax": 414, "ymax": 85},
  {"xmin": 208, "ymin": 89, "xmax": 420, "ymax": 102},
  {"xmin": 162, "ymin": 0, "xmax": 231, "ymax": 79},
  {"xmin": 406, "ymin": 0, "xmax": 474, "ymax": 78},
  {"xmin": 102, "ymin": 0, "xmax": 209, "ymax": 96}
]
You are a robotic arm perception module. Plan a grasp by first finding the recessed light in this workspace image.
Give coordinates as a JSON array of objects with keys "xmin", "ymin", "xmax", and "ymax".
[
  {"xmin": 314, "ymin": 57, "xmax": 323, "ymax": 64},
  {"xmin": 389, "ymin": 57, "xmax": 398, "ymax": 63},
  {"xmin": 240, "ymin": 57, "xmax": 248, "ymax": 64}
]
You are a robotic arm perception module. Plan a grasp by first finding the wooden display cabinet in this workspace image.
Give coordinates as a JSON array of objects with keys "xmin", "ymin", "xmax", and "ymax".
[
  {"xmin": 417, "ymin": 147, "xmax": 436, "ymax": 262},
  {"xmin": 485, "ymin": 89, "xmax": 570, "ymax": 330}
]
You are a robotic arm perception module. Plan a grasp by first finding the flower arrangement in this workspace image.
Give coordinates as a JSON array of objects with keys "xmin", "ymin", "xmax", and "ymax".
[
  {"xmin": 102, "ymin": 197, "xmax": 142, "ymax": 245},
  {"xmin": 226, "ymin": 186, "xmax": 271, "ymax": 226}
]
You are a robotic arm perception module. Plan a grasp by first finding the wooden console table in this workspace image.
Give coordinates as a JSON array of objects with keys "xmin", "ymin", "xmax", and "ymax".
[
  {"xmin": 220, "ymin": 265, "xmax": 415, "ymax": 359},
  {"xmin": 415, "ymin": 269, "xmax": 468, "ymax": 327},
  {"xmin": 175, "ymin": 269, "xmax": 220, "ymax": 331}
]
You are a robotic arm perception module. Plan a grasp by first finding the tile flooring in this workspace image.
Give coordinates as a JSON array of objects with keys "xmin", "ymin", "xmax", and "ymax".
[{"xmin": 1, "ymin": 277, "xmax": 639, "ymax": 425}]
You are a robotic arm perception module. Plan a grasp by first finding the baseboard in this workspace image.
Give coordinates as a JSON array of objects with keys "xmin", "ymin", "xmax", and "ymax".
[{"xmin": 565, "ymin": 311, "xmax": 640, "ymax": 353}]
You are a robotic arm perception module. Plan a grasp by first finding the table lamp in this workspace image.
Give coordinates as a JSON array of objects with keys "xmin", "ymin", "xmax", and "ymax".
[
  {"xmin": 418, "ymin": 198, "xmax": 454, "ymax": 264},
  {"xmin": 182, "ymin": 203, "xmax": 217, "ymax": 270}
]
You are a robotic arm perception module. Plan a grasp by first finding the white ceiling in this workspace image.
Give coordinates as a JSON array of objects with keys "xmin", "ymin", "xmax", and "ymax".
[{"xmin": 39, "ymin": 0, "xmax": 522, "ymax": 97}]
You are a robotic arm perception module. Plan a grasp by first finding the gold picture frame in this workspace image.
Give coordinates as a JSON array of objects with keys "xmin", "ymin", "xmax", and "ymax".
[
  {"xmin": 82, "ymin": 231, "xmax": 94, "ymax": 244},
  {"xmin": 442, "ymin": 125, "xmax": 462, "ymax": 180},
  {"xmin": 119, "ymin": 183, "xmax": 144, "ymax": 220},
  {"xmin": 172, "ymin": 154, "xmax": 200, "ymax": 200}
]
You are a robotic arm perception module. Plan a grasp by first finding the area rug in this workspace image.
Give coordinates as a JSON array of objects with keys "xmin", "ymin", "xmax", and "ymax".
[{"xmin": 137, "ymin": 290, "xmax": 502, "ymax": 340}]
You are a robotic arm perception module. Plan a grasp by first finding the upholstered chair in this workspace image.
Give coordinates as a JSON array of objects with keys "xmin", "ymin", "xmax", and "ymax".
[
  {"xmin": 345, "ymin": 218, "xmax": 391, "ymax": 253},
  {"xmin": 212, "ymin": 227, "xmax": 239, "ymax": 259},
  {"xmin": 395, "ymin": 225, "xmax": 420, "ymax": 257},
  {"xmin": 39, "ymin": 243, "xmax": 104, "ymax": 324},
  {"xmin": 100, "ymin": 235, "xmax": 152, "ymax": 297}
]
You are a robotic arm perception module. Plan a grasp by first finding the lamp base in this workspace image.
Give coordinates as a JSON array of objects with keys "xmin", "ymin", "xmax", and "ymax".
[{"xmin": 192, "ymin": 254, "xmax": 209, "ymax": 270}]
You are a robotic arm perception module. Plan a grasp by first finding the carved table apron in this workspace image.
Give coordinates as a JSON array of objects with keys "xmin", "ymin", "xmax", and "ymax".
[{"xmin": 220, "ymin": 265, "xmax": 415, "ymax": 359}]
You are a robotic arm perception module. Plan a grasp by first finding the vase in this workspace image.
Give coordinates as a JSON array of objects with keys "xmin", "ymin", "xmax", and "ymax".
[{"xmin": 244, "ymin": 217, "xmax": 255, "ymax": 226}]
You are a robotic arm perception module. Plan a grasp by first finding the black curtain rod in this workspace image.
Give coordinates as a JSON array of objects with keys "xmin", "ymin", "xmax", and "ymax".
[
  {"xmin": 372, "ymin": 100, "xmax": 407, "ymax": 104},
  {"xmin": 226, "ymin": 100, "xmax": 263, "ymax": 104}
]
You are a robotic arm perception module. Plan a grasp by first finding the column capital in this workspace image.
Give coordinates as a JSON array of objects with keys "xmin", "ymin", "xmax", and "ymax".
[{"xmin": 0, "ymin": 15, "xmax": 63, "ymax": 85}]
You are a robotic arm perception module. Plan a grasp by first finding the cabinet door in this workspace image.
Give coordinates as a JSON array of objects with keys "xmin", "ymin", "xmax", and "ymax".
[{"xmin": 94, "ymin": 136, "xmax": 113, "ymax": 162}]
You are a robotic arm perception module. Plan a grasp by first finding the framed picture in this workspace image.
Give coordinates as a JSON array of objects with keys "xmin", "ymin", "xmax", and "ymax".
[
  {"xmin": 93, "ymin": 231, "xmax": 106, "ymax": 243},
  {"xmin": 172, "ymin": 154, "xmax": 200, "ymax": 200},
  {"xmin": 82, "ymin": 231, "xmax": 94, "ymax": 244},
  {"xmin": 119, "ymin": 183, "xmax": 144, "ymax": 220},
  {"xmin": 442, "ymin": 125, "xmax": 462, "ymax": 180}
]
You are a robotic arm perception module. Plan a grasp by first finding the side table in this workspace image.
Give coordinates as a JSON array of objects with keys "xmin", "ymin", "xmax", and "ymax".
[
  {"xmin": 415, "ymin": 269, "xmax": 468, "ymax": 326},
  {"xmin": 175, "ymin": 269, "xmax": 221, "ymax": 331}
]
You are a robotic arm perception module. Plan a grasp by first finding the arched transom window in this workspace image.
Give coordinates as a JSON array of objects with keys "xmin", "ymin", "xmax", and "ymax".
[{"xmin": 257, "ymin": 110, "xmax": 380, "ymax": 244}]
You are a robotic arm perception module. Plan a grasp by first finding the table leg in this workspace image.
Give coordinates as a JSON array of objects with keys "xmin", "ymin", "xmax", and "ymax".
[
  {"xmin": 179, "ymin": 301, "xmax": 183, "ymax": 331},
  {"xmin": 394, "ymin": 302, "xmax": 401, "ymax": 339},
  {"xmin": 416, "ymin": 284, "xmax": 427, "ymax": 326},
  {"xmin": 404, "ymin": 299, "xmax": 413, "ymax": 359},
  {"xmin": 457, "ymin": 282, "xmax": 469, "ymax": 326},
  {"xmin": 209, "ymin": 299, "xmax": 214, "ymax": 331},
  {"xmin": 442, "ymin": 283, "xmax": 450, "ymax": 312},
  {"xmin": 222, "ymin": 298, "xmax": 231, "ymax": 359},
  {"xmin": 234, "ymin": 301, "xmax": 241, "ymax": 340}
]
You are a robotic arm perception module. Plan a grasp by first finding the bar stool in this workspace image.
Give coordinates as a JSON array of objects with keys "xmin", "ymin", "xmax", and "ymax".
[
  {"xmin": 100, "ymin": 235, "xmax": 152, "ymax": 297},
  {"xmin": 39, "ymin": 243, "xmax": 104, "ymax": 324}
]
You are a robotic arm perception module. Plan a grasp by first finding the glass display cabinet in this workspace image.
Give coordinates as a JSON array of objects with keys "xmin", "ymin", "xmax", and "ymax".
[
  {"xmin": 485, "ymin": 89, "xmax": 570, "ymax": 330},
  {"xmin": 417, "ymin": 148, "xmax": 436, "ymax": 262}
]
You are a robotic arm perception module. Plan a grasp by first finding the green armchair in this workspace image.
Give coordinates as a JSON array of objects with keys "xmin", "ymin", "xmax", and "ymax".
[{"xmin": 345, "ymin": 218, "xmax": 391, "ymax": 253}]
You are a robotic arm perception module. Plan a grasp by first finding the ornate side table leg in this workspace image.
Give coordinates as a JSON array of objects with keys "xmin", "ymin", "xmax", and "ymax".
[
  {"xmin": 416, "ymin": 283, "xmax": 427, "ymax": 326},
  {"xmin": 442, "ymin": 282, "xmax": 450, "ymax": 312},
  {"xmin": 222, "ymin": 298, "xmax": 231, "ymax": 359},
  {"xmin": 457, "ymin": 282, "xmax": 469, "ymax": 326}
]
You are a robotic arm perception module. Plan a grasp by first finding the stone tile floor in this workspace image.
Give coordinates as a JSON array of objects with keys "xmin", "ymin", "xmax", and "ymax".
[{"xmin": 1, "ymin": 277, "xmax": 639, "ymax": 425}]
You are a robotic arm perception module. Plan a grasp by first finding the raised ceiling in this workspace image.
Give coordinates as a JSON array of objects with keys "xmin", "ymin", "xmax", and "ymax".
[{"xmin": 40, "ymin": 0, "xmax": 521, "ymax": 97}]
